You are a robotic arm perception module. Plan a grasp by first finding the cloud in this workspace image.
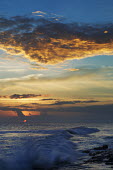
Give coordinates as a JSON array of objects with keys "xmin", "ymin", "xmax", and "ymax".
[
  {"xmin": 41, "ymin": 98, "xmax": 56, "ymax": 101},
  {"xmin": 0, "ymin": 95, "xmax": 7, "ymax": 98},
  {"xmin": 1, "ymin": 14, "xmax": 113, "ymax": 65},
  {"xmin": 0, "ymin": 68, "xmax": 26, "ymax": 72},
  {"xmin": 51, "ymin": 100, "xmax": 99, "ymax": 105},
  {"xmin": 0, "ymin": 93, "xmax": 51, "ymax": 99},
  {"xmin": 0, "ymin": 65, "xmax": 113, "ymax": 83},
  {"xmin": 31, "ymin": 67, "xmax": 48, "ymax": 70},
  {"xmin": 32, "ymin": 11, "xmax": 47, "ymax": 15},
  {"xmin": 9, "ymin": 94, "xmax": 42, "ymax": 99},
  {"xmin": 64, "ymin": 68, "xmax": 79, "ymax": 71},
  {"xmin": 30, "ymin": 64, "xmax": 48, "ymax": 70},
  {"xmin": 0, "ymin": 65, "xmax": 113, "ymax": 98},
  {"xmin": 0, "ymin": 73, "xmax": 43, "ymax": 82}
]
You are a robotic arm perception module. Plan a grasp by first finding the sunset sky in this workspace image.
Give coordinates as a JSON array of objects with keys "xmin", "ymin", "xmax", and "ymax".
[{"xmin": 0, "ymin": 0, "xmax": 113, "ymax": 118}]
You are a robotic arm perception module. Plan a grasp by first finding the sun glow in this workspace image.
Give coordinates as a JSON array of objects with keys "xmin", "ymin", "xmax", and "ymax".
[
  {"xmin": 23, "ymin": 120, "xmax": 27, "ymax": 123},
  {"xmin": 22, "ymin": 111, "xmax": 40, "ymax": 116}
]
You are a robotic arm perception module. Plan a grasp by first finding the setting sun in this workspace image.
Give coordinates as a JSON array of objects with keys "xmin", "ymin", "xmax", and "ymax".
[{"xmin": 23, "ymin": 120, "xmax": 27, "ymax": 123}]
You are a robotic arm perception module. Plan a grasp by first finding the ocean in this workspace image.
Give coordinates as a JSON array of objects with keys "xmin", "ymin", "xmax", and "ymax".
[{"xmin": 0, "ymin": 121, "xmax": 113, "ymax": 170}]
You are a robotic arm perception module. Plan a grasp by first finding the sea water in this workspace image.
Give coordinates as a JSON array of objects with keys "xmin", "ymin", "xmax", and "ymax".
[{"xmin": 0, "ymin": 121, "xmax": 113, "ymax": 170}]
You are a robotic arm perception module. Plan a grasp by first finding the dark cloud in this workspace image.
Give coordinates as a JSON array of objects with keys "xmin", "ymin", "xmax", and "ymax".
[
  {"xmin": 1, "ymin": 14, "xmax": 113, "ymax": 64},
  {"xmin": 41, "ymin": 98, "xmax": 56, "ymax": 101},
  {"xmin": 47, "ymin": 104, "xmax": 113, "ymax": 123},
  {"xmin": 9, "ymin": 94, "xmax": 42, "ymax": 99},
  {"xmin": 51, "ymin": 101, "xmax": 75, "ymax": 105},
  {"xmin": 0, "ymin": 106, "xmax": 25, "ymax": 117},
  {"xmin": 51, "ymin": 100, "xmax": 99, "ymax": 105},
  {"xmin": 0, "ymin": 95, "xmax": 7, "ymax": 98},
  {"xmin": 0, "ymin": 103, "xmax": 113, "ymax": 122}
]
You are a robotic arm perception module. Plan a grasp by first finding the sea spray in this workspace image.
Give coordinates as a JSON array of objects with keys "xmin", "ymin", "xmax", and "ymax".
[{"xmin": 0, "ymin": 126, "xmax": 99, "ymax": 170}]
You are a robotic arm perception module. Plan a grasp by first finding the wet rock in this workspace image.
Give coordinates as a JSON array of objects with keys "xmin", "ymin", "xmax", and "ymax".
[
  {"xmin": 82, "ymin": 150, "xmax": 90, "ymax": 154},
  {"xmin": 93, "ymin": 145, "xmax": 108, "ymax": 150},
  {"xmin": 89, "ymin": 150, "xmax": 103, "ymax": 156},
  {"xmin": 83, "ymin": 144, "xmax": 113, "ymax": 167},
  {"xmin": 83, "ymin": 145, "xmax": 108, "ymax": 154}
]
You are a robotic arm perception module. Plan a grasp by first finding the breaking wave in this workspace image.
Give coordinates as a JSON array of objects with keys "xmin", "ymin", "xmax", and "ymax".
[{"xmin": 0, "ymin": 126, "xmax": 99, "ymax": 170}]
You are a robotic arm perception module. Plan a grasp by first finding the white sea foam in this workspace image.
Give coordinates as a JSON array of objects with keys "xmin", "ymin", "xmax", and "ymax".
[
  {"xmin": 0, "ymin": 126, "xmax": 100, "ymax": 170},
  {"xmin": 67, "ymin": 126, "xmax": 100, "ymax": 135}
]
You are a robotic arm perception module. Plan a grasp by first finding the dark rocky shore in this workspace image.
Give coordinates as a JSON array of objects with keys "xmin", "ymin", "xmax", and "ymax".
[
  {"xmin": 56, "ymin": 144, "xmax": 113, "ymax": 170},
  {"xmin": 83, "ymin": 144, "xmax": 113, "ymax": 167}
]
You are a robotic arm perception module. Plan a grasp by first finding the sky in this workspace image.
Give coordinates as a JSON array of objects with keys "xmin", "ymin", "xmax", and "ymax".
[{"xmin": 0, "ymin": 0, "xmax": 113, "ymax": 118}]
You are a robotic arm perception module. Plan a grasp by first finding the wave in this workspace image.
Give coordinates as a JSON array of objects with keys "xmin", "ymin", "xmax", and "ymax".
[
  {"xmin": 0, "ymin": 126, "xmax": 99, "ymax": 170},
  {"xmin": 66, "ymin": 126, "xmax": 99, "ymax": 135},
  {"xmin": 0, "ymin": 129, "xmax": 62, "ymax": 134}
]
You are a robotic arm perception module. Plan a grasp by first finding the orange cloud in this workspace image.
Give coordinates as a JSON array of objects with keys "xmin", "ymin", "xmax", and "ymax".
[
  {"xmin": 1, "ymin": 15, "xmax": 113, "ymax": 65},
  {"xmin": 31, "ymin": 67, "xmax": 48, "ymax": 70},
  {"xmin": 0, "ymin": 110, "xmax": 17, "ymax": 117},
  {"xmin": 64, "ymin": 68, "xmax": 79, "ymax": 71}
]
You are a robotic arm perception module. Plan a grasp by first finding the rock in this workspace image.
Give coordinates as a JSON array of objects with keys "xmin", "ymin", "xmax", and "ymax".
[
  {"xmin": 82, "ymin": 150, "xmax": 90, "ymax": 153},
  {"xmin": 89, "ymin": 150, "xmax": 103, "ymax": 156},
  {"xmin": 105, "ymin": 162, "xmax": 113, "ymax": 165},
  {"xmin": 93, "ymin": 145, "xmax": 108, "ymax": 150},
  {"xmin": 83, "ymin": 145, "xmax": 108, "ymax": 155},
  {"xmin": 84, "ymin": 145, "xmax": 113, "ymax": 167}
]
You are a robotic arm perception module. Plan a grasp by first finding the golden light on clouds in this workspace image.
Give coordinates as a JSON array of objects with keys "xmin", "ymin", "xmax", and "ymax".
[
  {"xmin": 0, "ymin": 14, "xmax": 113, "ymax": 104},
  {"xmin": 22, "ymin": 111, "xmax": 40, "ymax": 116},
  {"xmin": 1, "ymin": 37, "xmax": 113, "ymax": 65},
  {"xmin": 1, "ymin": 15, "xmax": 113, "ymax": 65},
  {"xmin": 64, "ymin": 68, "xmax": 79, "ymax": 71},
  {"xmin": 31, "ymin": 67, "xmax": 48, "ymax": 70},
  {"xmin": 0, "ymin": 110, "xmax": 17, "ymax": 116}
]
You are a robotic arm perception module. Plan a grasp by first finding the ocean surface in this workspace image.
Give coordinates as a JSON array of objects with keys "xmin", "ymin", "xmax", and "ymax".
[{"xmin": 0, "ymin": 121, "xmax": 113, "ymax": 170}]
